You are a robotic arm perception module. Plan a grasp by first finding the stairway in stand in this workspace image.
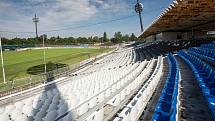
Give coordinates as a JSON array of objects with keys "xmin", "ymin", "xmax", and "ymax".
[{"xmin": 175, "ymin": 55, "xmax": 213, "ymax": 121}]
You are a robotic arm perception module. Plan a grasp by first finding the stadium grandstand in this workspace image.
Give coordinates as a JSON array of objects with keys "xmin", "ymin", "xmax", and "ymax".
[{"xmin": 0, "ymin": 0, "xmax": 215, "ymax": 121}]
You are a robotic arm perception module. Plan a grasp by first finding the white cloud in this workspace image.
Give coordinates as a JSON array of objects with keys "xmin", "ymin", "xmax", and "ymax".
[
  {"xmin": 0, "ymin": 0, "xmax": 131, "ymax": 37},
  {"xmin": 0, "ymin": 0, "xmax": 97, "ymax": 31},
  {"xmin": 39, "ymin": 0, "xmax": 98, "ymax": 29}
]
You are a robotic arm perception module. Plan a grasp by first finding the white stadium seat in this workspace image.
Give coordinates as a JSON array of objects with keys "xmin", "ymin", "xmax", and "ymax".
[{"xmin": 0, "ymin": 46, "xmax": 164, "ymax": 121}]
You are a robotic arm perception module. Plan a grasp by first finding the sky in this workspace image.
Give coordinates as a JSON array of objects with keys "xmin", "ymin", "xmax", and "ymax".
[{"xmin": 0, "ymin": 0, "xmax": 173, "ymax": 38}]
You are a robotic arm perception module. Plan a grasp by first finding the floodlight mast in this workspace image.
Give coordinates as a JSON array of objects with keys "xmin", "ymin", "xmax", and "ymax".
[
  {"xmin": 32, "ymin": 14, "xmax": 39, "ymax": 40},
  {"xmin": 135, "ymin": 0, "xmax": 144, "ymax": 32}
]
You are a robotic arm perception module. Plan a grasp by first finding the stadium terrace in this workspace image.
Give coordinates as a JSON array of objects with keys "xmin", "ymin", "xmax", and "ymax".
[{"xmin": 0, "ymin": 0, "xmax": 215, "ymax": 121}]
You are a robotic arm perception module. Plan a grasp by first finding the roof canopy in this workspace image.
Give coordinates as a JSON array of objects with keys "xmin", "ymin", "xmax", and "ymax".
[{"xmin": 139, "ymin": 0, "xmax": 215, "ymax": 38}]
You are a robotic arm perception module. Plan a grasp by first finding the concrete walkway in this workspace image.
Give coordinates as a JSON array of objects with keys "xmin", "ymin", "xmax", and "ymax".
[
  {"xmin": 175, "ymin": 55, "xmax": 214, "ymax": 121},
  {"xmin": 139, "ymin": 57, "xmax": 169, "ymax": 121}
]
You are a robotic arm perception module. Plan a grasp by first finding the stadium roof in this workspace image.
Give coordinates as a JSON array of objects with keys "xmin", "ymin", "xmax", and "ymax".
[{"xmin": 139, "ymin": 0, "xmax": 215, "ymax": 38}]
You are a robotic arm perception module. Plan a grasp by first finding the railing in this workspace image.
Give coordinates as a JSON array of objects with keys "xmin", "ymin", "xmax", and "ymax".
[
  {"xmin": 0, "ymin": 64, "xmax": 75, "ymax": 97},
  {"xmin": 0, "ymin": 50, "xmax": 114, "ymax": 97}
]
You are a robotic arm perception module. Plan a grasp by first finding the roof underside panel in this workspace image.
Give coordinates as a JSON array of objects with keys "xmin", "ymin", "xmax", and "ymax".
[{"xmin": 139, "ymin": 0, "xmax": 215, "ymax": 38}]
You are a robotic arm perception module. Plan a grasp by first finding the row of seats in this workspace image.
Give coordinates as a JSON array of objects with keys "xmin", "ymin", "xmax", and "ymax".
[
  {"xmin": 142, "ymin": 39, "xmax": 214, "ymax": 55},
  {"xmin": 91, "ymin": 47, "xmax": 149, "ymax": 73},
  {"xmin": 83, "ymin": 59, "xmax": 154, "ymax": 121},
  {"xmin": 3, "ymin": 40, "xmax": 191, "ymax": 121},
  {"xmin": 106, "ymin": 50, "xmax": 134, "ymax": 68},
  {"xmin": 113, "ymin": 56, "xmax": 163, "ymax": 121},
  {"xmin": 77, "ymin": 48, "xmax": 138, "ymax": 75},
  {"xmin": 134, "ymin": 48, "xmax": 146, "ymax": 62},
  {"xmin": 0, "ymin": 47, "xmax": 151, "ymax": 121},
  {"xmin": 54, "ymin": 63, "xmax": 144, "ymax": 120},
  {"xmin": 178, "ymin": 50, "xmax": 215, "ymax": 120},
  {"xmin": 201, "ymin": 42, "xmax": 215, "ymax": 49},
  {"xmin": 78, "ymin": 49, "xmax": 133, "ymax": 74},
  {"xmin": 188, "ymin": 47, "xmax": 215, "ymax": 63},
  {"xmin": 152, "ymin": 54, "xmax": 180, "ymax": 121}
]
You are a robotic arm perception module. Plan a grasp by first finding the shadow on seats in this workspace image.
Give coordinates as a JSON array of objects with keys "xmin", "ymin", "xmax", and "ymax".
[{"xmin": 26, "ymin": 65, "xmax": 72, "ymax": 121}]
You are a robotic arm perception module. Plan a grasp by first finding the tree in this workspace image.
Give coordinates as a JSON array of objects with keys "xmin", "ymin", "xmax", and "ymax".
[
  {"xmin": 0, "ymin": 32, "xmax": 138, "ymax": 46},
  {"xmin": 114, "ymin": 32, "xmax": 123, "ymax": 43},
  {"xmin": 49, "ymin": 37, "xmax": 56, "ymax": 44},
  {"xmin": 110, "ymin": 38, "xmax": 117, "ymax": 43},
  {"xmin": 122, "ymin": 34, "xmax": 130, "ymax": 42},
  {"xmin": 103, "ymin": 32, "xmax": 108, "ymax": 42},
  {"xmin": 88, "ymin": 36, "xmax": 93, "ymax": 44},
  {"xmin": 129, "ymin": 33, "xmax": 137, "ymax": 41},
  {"xmin": 93, "ymin": 36, "xmax": 99, "ymax": 43}
]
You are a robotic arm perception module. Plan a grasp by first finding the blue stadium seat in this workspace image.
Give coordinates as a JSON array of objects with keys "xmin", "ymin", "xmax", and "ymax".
[
  {"xmin": 188, "ymin": 47, "xmax": 215, "ymax": 64},
  {"xmin": 201, "ymin": 43, "xmax": 215, "ymax": 49},
  {"xmin": 152, "ymin": 53, "xmax": 179, "ymax": 121},
  {"xmin": 152, "ymin": 113, "xmax": 169, "ymax": 121},
  {"xmin": 178, "ymin": 47, "xmax": 215, "ymax": 120}
]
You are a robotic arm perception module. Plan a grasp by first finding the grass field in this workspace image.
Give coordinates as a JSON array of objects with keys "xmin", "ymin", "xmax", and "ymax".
[{"xmin": 0, "ymin": 47, "xmax": 111, "ymax": 84}]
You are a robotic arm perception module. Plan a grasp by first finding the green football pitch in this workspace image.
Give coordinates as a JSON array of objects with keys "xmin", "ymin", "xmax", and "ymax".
[{"xmin": 0, "ymin": 47, "xmax": 111, "ymax": 84}]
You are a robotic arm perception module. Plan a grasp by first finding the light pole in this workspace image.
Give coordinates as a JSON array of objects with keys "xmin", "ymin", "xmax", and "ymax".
[
  {"xmin": 0, "ymin": 37, "xmax": 6, "ymax": 84},
  {"xmin": 135, "ymin": 0, "xmax": 144, "ymax": 32},
  {"xmin": 32, "ymin": 14, "xmax": 39, "ymax": 41}
]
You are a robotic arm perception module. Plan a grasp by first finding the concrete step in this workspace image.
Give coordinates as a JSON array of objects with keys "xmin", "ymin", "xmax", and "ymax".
[{"xmin": 175, "ymin": 55, "xmax": 213, "ymax": 121}]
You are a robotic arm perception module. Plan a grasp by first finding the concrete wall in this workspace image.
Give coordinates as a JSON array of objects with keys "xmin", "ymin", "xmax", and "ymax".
[
  {"xmin": 162, "ymin": 32, "xmax": 187, "ymax": 41},
  {"xmin": 145, "ymin": 35, "xmax": 156, "ymax": 42},
  {"xmin": 163, "ymin": 31, "xmax": 214, "ymax": 40},
  {"xmin": 144, "ymin": 31, "xmax": 209, "ymax": 42},
  {"xmin": 155, "ymin": 33, "xmax": 163, "ymax": 41},
  {"xmin": 144, "ymin": 32, "xmax": 187, "ymax": 42}
]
